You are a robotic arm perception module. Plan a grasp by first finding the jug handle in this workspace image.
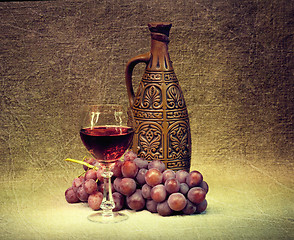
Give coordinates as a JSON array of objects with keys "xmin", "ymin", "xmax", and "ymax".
[{"xmin": 125, "ymin": 52, "xmax": 151, "ymax": 107}]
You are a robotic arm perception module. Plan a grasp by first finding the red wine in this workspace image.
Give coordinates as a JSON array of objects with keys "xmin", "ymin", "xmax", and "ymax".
[{"xmin": 80, "ymin": 126, "xmax": 134, "ymax": 162}]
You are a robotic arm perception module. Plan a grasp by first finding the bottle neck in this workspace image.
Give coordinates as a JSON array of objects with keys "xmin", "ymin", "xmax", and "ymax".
[{"xmin": 147, "ymin": 35, "xmax": 173, "ymax": 71}]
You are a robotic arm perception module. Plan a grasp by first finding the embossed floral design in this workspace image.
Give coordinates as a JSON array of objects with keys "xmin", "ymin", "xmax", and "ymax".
[
  {"xmin": 142, "ymin": 85, "xmax": 162, "ymax": 109},
  {"xmin": 138, "ymin": 124, "xmax": 162, "ymax": 156},
  {"xmin": 166, "ymin": 85, "xmax": 185, "ymax": 109},
  {"xmin": 169, "ymin": 124, "xmax": 189, "ymax": 158}
]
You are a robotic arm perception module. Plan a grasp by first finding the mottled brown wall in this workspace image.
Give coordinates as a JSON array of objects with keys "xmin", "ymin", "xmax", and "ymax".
[{"xmin": 1, "ymin": 0, "xmax": 293, "ymax": 171}]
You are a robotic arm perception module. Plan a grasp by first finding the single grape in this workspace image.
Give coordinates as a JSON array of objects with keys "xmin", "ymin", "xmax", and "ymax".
[
  {"xmin": 96, "ymin": 167, "xmax": 104, "ymax": 182},
  {"xmin": 83, "ymin": 157, "xmax": 96, "ymax": 171},
  {"xmin": 83, "ymin": 179, "xmax": 98, "ymax": 194},
  {"xmin": 113, "ymin": 177, "xmax": 122, "ymax": 192},
  {"xmin": 65, "ymin": 187, "xmax": 80, "ymax": 203},
  {"xmin": 112, "ymin": 160, "xmax": 123, "ymax": 178},
  {"xmin": 124, "ymin": 150, "xmax": 137, "ymax": 161},
  {"xmin": 98, "ymin": 181, "xmax": 115, "ymax": 193},
  {"xmin": 162, "ymin": 169, "xmax": 176, "ymax": 182},
  {"xmin": 119, "ymin": 177, "xmax": 137, "ymax": 196},
  {"xmin": 182, "ymin": 200, "xmax": 197, "ymax": 215},
  {"xmin": 145, "ymin": 168, "xmax": 163, "ymax": 187},
  {"xmin": 151, "ymin": 184, "xmax": 167, "ymax": 203},
  {"xmin": 88, "ymin": 191, "xmax": 103, "ymax": 210},
  {"xmin": 126, "ymin": 189, "xmax": 145, "ymax": 211},
  {"xmin": 146, "ymin": 199, "xmax": 158, "ymax": 213},
  {"xmin": 112, "ymin": 192, "xmax": 125, "ymax": 211},
  {"xmin": 196, "ymin": 199, "xmax": 207, "ymax": 213},
  {"xmin": 157, "ymin": 200, "xmax": 173, "ymax": 216},
  {"xmin": 199, "ymin": 180, "xmax": 209, "ymax": 193},
  {"xmin": 85, "ymin": 169, "xmax": 97, "ymax": 181},
  {"xmin": 167, "ymin": 193, "xmax": 187, "ymax": 212},
  {"xmin": 136, "ymin": 168, "xmax": 148, "ymax": 185},
  {"xmin": 148, "ymin": 160, "xmax": 166, "ymax": 172},
  {"xmin": 141, "ymin": 184, "xmax": 152, "ymax": 199},
  {"xmin": 187, "ymin": 187, "xmax": 206, "ymax": 204},
  {"xmin": 175, "ymin": 170, "xmax": 189, "ymax": 183},
  {"xmin": 121, "ymin": 160, "xmax": 138, "ymax": 178},
  {"xmin": 72, "ymin": 176, "xmax": 85, "ymax": 192},
  {"xmin": 134, "ymin": 157, "xmax": 149, "ymax": 169},
  {"xmin": 164, "ymin": 178, "xmax": 180, "ymax": 194},
  {"xmin": 76, "ymin": 186, "xmax": 89, "ymax": 202},
  {"xmin": 179, "ymin": 183, "xmax": 189, "ymax": 195},
  {"xmin": 186, "ymin": 170, "xmax": 203, "ymax": 188}
]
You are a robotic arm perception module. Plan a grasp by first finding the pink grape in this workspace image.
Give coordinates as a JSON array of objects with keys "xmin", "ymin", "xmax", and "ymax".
[
  {"xmin": 65, "ymin": 187, "xmax": 79, "ymax": 203},
  {"xmin": 126, "ymin": 189, "xmax": 145, "ymax": 211},
  {"xmin": 134, "ymin": 157, "xmax": 149, "ymax": 169},
  {"xmin": 72, "ymin": 176, "xmax": 85, "ymax": 192},
  {"xmin": 83, "ymin": 179, "xmax": 98, "ymax": 194},
  {"xmin": 88, "ymin": 191, "xmax": 103, "ymax": 210},
  {"xmin": 196, "ymin": 199, "xmax": 207, "ymax": 213},
  {"xmin": 141, "ymin": 184, "xmax": 152, "ymax": 199},
  {"xmin": 164, "ymin": 178, "xmax": 180, "ymax": 194},
  {"xmin": 83, "ymin": 157, "xmax": 96, "ymax": 171},
  {"xmin": 162, "ymin": 169, "xmax": 176, "ymax": 182},
  {"xmin": 179, "ymin": 183, "xmax": 189, "ymax": 195},
  {"xmin": 119, "ymin": 177, "xmax": 136, "ymax": 196},
  {"xmin": 112, "ymin": 192, "xmax": 125, "ymax": 211},
  {"xmin": 157, "ymin": 200, "xmax": 173, "ymax": 216},
  {"xmin": 112, "ymin": 161, "xmax": 123, "ymax": 178},
  {"xmin": 145, "ymin": 168, "xmax": 163, "ymax": 187},
  {"xmin": 186, "ymin": 170, "xmax": 203, "ymax": 188},
  {"xmin": 96, "ymin": 167, "xmax": 104, "ymax": 182},
  {"xmin": 167, "ymin": 193, "xmax": 187, "ymax": 211},
  {"xmin": 76, "ymin": 186, "xmax": 89, "ymax": 202},
  {"xmin": 148, "ymin": 160, "xmax": 166, "ymax": 172},
  {"xmin": 124, "ymin": 150, "xmax": 137, "ymax": 161},
  {"xmin": 175, "ymin": 170, "xmax": 189, "ymax": 183},
  {"xmin": 113, "ymin": 177, "xmax": 122, "ymax": 192},
  {"xmin": 199, "ymin": 180, "xmax": 209, "ymax": 193},
  {"xmin": 151, "ymin": 184, "xmax": 167, "ymax": 203},
  {"xmin": 85, "ymin": 169, "xmax": 97, "ymax": 181},
  {"xmin": 187, "ymin": 187, "xmax": 206, "ymax": 204},
  {"xmin": 136, "ymin": 168, "xmax": 147, "ymax": 185},
  {"xmin": 146, "ymin": 199, "xmax": 158, "ymax": 213},
  {"xmin": 182, "ymin": 200, "xmax": 197, "ymax": 215},
  {"xmin": 121, "ymin": 160, "xmax": 138, "ymax": 178},
  {"xmin": 98, "ymin": 181, "xmax": 115, "ymax": 193}
]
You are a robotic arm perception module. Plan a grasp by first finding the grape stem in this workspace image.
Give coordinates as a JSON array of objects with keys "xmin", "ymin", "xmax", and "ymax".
[{"xmin": 65, "ymin": 158, "xmax": 99, "ymax": 171}]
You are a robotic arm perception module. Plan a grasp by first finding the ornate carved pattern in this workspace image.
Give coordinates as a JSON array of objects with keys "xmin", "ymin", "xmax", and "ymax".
[
  {"xmin": 164, "ymin": 72, "xmax": 177, "ymax": 82},
  {"xmin": 167, "ymin": 160, "xmax": 190, "ymax": 172},
  {"xmin": 166, "ymin": 109, "xmax": 188, "ymax": 119},
  {"xmin": 141, "ymin": 85, "xmax": 162, "ymax": 109},
  {"xmin": 133, "ymin": 109, "xmax": 163, "ymax": 119},
  {"xmin": 137, "ymin": 123, "xmax": 163, "ymax": 160},
  {"xmin": 166, "ymin": 84, "xmax": 185, "ymax": 109},
  {"xmin": 168, "ymin": 122, "xmax": 190, "ymax": 159},
  {"xmin": 131, "ymin": 71, "xmax": 191, "ymax": 171},
  {"xmin": 143, "ymin": 72, "xmax": 162, "ymax": 81}
]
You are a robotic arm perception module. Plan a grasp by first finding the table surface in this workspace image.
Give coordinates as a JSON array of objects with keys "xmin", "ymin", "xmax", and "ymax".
[{"xmin": 0, "ymin": 157, "xmax": 293, "ymax": 240}]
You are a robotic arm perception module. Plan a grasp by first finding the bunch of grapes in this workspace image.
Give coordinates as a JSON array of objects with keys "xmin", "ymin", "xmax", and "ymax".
[{"xmin": 65, "ymin": 150, "xmax": 208, "ymax": 216}]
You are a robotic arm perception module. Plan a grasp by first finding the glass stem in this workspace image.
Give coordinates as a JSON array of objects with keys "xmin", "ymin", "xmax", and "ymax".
[{"xmin": 100, "ymin": 167, "xmax": 115, "ymax": 217}]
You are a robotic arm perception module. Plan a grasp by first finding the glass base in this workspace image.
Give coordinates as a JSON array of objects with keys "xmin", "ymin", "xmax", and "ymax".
[{"xmin": 87, "ymin": 212, "xmax": 128, "ymax": 223}]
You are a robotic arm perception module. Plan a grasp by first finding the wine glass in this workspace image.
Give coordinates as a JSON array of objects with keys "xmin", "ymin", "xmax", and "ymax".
[{"xmin": 80, "ymin": 104, "xmax": 134, "ymax": 223}]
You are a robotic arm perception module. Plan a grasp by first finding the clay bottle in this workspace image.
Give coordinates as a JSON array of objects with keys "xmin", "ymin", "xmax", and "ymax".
[{"xmin": 125, "ymin": 22, "xmax": 191, "ymax": 172}]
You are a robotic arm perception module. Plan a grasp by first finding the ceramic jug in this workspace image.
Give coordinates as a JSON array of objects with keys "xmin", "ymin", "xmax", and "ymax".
[{"xmin": 125, "ymin": 22, "xmax": 191, "ymax": 172}]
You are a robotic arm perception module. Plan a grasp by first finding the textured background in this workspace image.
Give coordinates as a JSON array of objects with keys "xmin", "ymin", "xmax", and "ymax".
[{"xmin": 0, "ymin": 0, "xmax": 293, "ymax": 239}]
